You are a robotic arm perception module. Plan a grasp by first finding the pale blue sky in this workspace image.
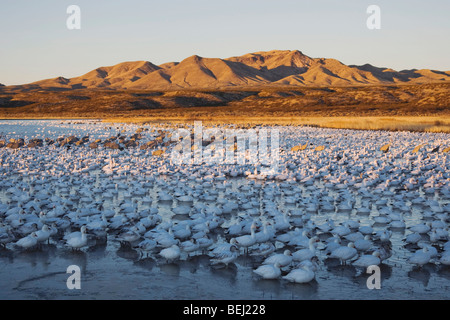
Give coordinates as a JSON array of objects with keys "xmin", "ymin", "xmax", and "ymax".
[{"xmin": 1, "ymin": 0, "xmax": 449, "ymax": 85}]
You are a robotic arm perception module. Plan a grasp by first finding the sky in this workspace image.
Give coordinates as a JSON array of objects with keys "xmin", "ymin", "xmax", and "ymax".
[{"xmin": 1, "ymin": 0, "xmax": 449, "ymax": 85}]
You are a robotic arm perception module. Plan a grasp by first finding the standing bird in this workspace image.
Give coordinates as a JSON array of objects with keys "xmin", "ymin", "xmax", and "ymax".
[
  {"xmin": 329, "ymin": 242, "xmax": 357, "ymax": 265},
  {"xmin": 210, "ymin": 245, "xmax": 239, "ymax": 267},
  {"xmin": 66, "ymin": 226, "xmax": 88, "ymax": 251},
  {"xmin": 234, "ymin": 223, "xmax": 257, "ymax": 254}
]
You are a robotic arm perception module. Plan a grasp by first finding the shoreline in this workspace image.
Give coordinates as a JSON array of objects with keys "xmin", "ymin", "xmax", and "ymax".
[{"xmin": 1, "ymin": 115, "xmax": 449, "ymax": 133}]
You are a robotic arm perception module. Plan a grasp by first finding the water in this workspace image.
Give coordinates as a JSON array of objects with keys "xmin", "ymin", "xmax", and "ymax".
[{"xmin": 0, "ymin": 120, "xmax": 449, "ymax": 299}]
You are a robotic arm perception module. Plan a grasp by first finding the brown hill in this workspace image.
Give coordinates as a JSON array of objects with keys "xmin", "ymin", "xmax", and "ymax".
[{"xmin": 8, "ymin": 50, "xmax": 450, "ymax": 90}]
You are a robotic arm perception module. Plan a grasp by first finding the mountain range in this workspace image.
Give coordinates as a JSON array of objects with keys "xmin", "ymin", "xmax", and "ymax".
[{"xmin": 9, "ymin": 50, "xmax": 450, "ymax": 90}]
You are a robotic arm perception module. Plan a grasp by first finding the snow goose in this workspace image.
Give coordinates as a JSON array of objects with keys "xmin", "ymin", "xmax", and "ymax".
[
  {"xmin": 292, "ymin": 237, "xmax": 320, "ymax": 262},
  {"xmin": 409, "ymin": 223, "xmax": 431, "ymax": 234},
  {"xmin": 439, "ymin": 251, "xmax": 450, "ymax": 266},
  {"xmin": 329, "ymin": 242, "xmax": 357, "ymax": 265},
  {"xmin": 173, "ymin": 223, "xmax": 191, "ymax": 240},
  {"xmin": 359, "ymin": 225, "xmax": 374, "ymax": 236},
  {"xmin": 250, "ymin": 242, "xmax": 276, "ymax": 257},
  {"xmin": 331, "ymin": 225, "xmax": 351, "ymax": 237},
  {"xmin": 159, "ymin": 244, "xmax": 181, "ymax": 262},
  {"xmin": 234, "ymin": 223, "xmax": 257, "ymax": 254},
  {"xmin": 375, "ymin": 230, "xmax": 392, "ymax": 243},
  {"xmin": 255, "ymin": 222, "xmax": 274, "ymax": 243},
  {"xmin": 181, "ymin": 239, "xmax": 200, "ymax": 257},
  {"xmin": 344, "ymin": 232, "xmax": 364, "ymax": 243},
  {"xmin": 210, "ymin": 245, "xmax": 239, "ymax": 267},
  {"xmin": 283, "ymin": 265, "xmax": 315, "ymax": 284},
  {"xmin": 262, "ymin": 250, "xmax": 293, "ymax": 267},
  {"xmin": 66, "ymin": 226, "xmax": 88, "ymax": 250},
  {"xmin": 196, "ymin": 236, "xmax": 214, "ymax": 253},
  {"xmin": 408, "ymin": 246, "xmax": 432, "ymax": 268},
  {"xmin": 353, "ymin": 251, "xmax": 381, "ymax": 268},
  {"xmin": 136, "ymin": 239, "xmax": 157, "ymax": 258},
  {"xmin": 323, "ymin": 237, "xmax": 341, "ymax": 255},
  {"xmin": 35, "ymin": 225, "xmax": 51, "ymax": 244},
  {"xmin": 14, "ymin": 232, "xmax": 38, "ymax": 250},
  {"xmin": 287, "ymin": 230, "xmax": 312, "ymax": 248},
  {"xmin": 405, "ymin": 233, "xmax": 422, "ymax": 245},
  {"xmin": 354, "ymin": 235, "xmax": 373, "ymax": 252},
  {"xmin": 253, "ymin": 262, "xmax": 281, "ymax": 280}
]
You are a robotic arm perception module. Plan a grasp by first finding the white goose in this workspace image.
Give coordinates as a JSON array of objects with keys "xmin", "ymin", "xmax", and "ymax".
[
  {"xmin": 408, "ymin": 246, "xmax": 432, "ymax": 268},
  {"xmin": 210, "ymin": 245, "xmax": 239, "ymax": 267},
  {"xmin": 292, "ymin": 237, "xmax": 319, "ymax": 262},
  {"xmin": 253, "ymin": 262, "xmax": 281, "ymax": 280},
  {"xmin": 262, "ymin": 250, "xmax": 293, "ymax": 267},
  {"xmin": 15, "ymin": 232, "xmax": 38, "ymax": 250},
  {"xmin": 35, "ymin": 225, "xmax": 51, "ymax": 244},
  {"xmin": 353, "ymin": 251, "xmax": 381, "ymax": 268},
  {"xmin": 234, "ymin": 223, "xmax": 257, "ymax": 254},
  {"xmin": 329, "ymin": 242, "xmax": 357, "ymax": 265},
  {"xmin": 283, "ymin": 265, "xmax": 315, "ymax": 284},
  {"xmin": 66, "ymin": 226, "xmax": 88, "ymax": 250},
  {"xmin": 159, "ymin": 244, "xmax": 181, "ymax": 262}
]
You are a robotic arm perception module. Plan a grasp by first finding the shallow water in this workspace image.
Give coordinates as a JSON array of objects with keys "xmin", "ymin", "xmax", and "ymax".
[{"xmin": 0, "ymin": 120, "xmax": 449, "ymax": 300}]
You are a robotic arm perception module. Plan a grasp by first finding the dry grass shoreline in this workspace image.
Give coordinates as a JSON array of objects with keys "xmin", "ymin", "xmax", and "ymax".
[
  {"xmin": 101, "ymin": 116, "xmax": 450, "ymax": 133},
  {"xmin": 3, "ymin": 115, "xmax": 448, "ymax": 133}
]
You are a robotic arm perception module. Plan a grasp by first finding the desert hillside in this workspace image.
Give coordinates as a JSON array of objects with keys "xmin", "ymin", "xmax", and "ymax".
[
  {"xmin": 0, "ymin": 82, "xmax": 449, "ymax": 120},
  {"xmin": 4, "ymin": 50, "xmax": 450, "ymax": 91}
]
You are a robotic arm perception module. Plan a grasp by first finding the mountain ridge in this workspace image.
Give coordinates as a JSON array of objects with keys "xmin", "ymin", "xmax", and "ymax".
[{"xmin": 4, "ymin": 50, "xmax": 450, "ymax": 90}]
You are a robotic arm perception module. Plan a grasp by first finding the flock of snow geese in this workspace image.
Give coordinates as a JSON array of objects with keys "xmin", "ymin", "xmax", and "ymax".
[{"xmin": 0, "ymin": 120, "xmax": 449, "ymax": 285}]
